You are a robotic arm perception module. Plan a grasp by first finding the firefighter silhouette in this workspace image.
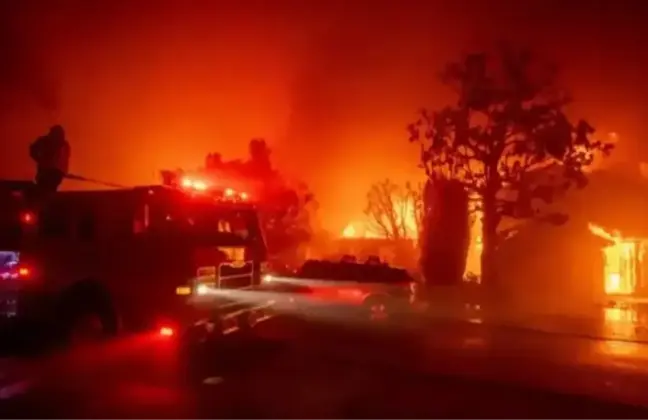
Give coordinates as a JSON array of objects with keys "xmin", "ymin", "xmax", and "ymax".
[{"xmin": 30, "ymin": 125, "xmax": 70, "ymax": 194}]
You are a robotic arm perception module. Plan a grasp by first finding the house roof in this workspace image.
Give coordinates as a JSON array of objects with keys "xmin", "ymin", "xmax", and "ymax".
[
  {"xmin": 521, "ymin": 164, "xmax": 648, "ymax": 238},
  {"xmin": 561, "ymin": 169, "xmax": 648, "ymax": 238}
]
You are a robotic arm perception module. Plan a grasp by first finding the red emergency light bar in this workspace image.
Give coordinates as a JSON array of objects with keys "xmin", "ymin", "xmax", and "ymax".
[
  {"xmin": 178, "ymin": 176, "xmax": 250, "ymax": 202},
  {"xmin": 180, "ymin": 176, "xmax": 208, "ymax": 191}
]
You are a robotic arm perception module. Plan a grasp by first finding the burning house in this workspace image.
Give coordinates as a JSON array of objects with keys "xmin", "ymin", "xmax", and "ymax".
[
  {"xmin": 589, "ymin": 223, "xmax": 648, "ymax": 297},
  {"xmin": 496, "ymin": 165, "xmax": 648, "ymax": 315},
  {"xmin": 577, "ymin": 166, "xmax": 648, "ymax": 301}
]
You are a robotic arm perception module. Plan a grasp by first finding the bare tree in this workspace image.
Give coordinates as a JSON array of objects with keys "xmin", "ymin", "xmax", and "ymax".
[
  {"xmin": 364, "ymin": 179, "xmax": 423, "ymax": 241},
  {"xmin": 406, "ymin": 181, "xmax": 425, "ymax": 240}
]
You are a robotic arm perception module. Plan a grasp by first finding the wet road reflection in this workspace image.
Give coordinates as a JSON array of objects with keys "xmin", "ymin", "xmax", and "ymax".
[
  {"xmin": 604, "ymin": 306, "xmax": 640, "ymax": 340},
  {"xmin": 4, "ymin": 312, "xmax": 648, "ymax": 416}
]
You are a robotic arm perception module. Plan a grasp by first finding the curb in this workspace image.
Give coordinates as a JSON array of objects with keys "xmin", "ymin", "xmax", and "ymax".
[
  {"xmin": 0, "ymin": 359, "xmax": 33, "ymax": 400},
  {"xmin": 0, "ymin": 379, "xmax": 32, "ymax": 400}
]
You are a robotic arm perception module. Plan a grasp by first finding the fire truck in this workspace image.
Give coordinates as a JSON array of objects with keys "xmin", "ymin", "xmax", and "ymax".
[{"xmin": 0, "ymin": 178, "xmax": 273, "ymax": 344}]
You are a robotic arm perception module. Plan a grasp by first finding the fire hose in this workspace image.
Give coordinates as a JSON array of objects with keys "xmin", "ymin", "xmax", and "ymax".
[{"xmin": 64, "ymin": 173, "xmax": 127, "ymax": 189}]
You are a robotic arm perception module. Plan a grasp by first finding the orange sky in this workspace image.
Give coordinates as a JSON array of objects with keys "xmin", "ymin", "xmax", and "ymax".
[{"xmin": 1, "ymin": 0, "xmax": 646, "ymax": 232}]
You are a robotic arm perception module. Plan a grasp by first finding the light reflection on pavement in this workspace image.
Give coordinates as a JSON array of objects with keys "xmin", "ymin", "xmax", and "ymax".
[{"xmin": 4, "ymin": 311, "xmax": 648, "ymax": 416}]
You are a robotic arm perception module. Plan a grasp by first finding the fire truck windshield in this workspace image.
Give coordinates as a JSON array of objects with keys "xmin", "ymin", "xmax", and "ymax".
[
  {"xmin": 163, "ymin": 200, "xmax": 261, "ymax": 247},
  {"xmin": 187, "ymin": 203, "xmax": 248, "ymax": 237}
]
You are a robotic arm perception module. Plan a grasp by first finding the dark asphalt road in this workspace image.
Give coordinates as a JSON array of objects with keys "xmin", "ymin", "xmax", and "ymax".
[{"xmin": 2, "ymin": 315, "xmax": 648, "ymax": 418}]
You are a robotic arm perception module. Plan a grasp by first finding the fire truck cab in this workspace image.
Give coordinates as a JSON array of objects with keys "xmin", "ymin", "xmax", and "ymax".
[{"xmin": 0, "ymin": 180, "xmax": 271, "ymax": 342}]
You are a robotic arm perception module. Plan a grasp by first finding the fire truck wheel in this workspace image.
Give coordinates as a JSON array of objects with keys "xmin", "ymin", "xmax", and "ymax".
[
  {"xmin": 238, "ymin": 312, "xmax": 255, "ymax": 337},
  {"xmin": 58, "ymin": 281, "xmax": 118, "ymax": 345},
  {"xmin": 362, "ymin": 295, "xmax": 392, "ymax": 322},
  {"xmin": 68, "ymin": 312, "xmax": 106, "ymax": 344},
  {"xmin": 180, "ymin": 324, "xmax": 246, "ymax": 386},
  {"xmin": 179, "ymin": 325, "xmax": 217, "ymax": 386}
]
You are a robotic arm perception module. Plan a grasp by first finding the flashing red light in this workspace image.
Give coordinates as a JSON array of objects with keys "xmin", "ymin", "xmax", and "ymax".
[
  {"xmin": 20, "ymin": 211, "xmax": 36, "ymax": 225},
  {"xmin": 180, "ymin": 177, "xmax": 193, "ymax": 188},
  {"xmin": 192, "ymin": 180, "xmax": 208, "ymax": 191},
  {"xmin": 159, "ymin": 326, "xmax": 174, "ymax": 337},
  {"xmin": 177, "ymin": 176, "xmax": 249, "ymax": 200},
  {"xmin": 180, "ymin": 176, "xmax": 210, "ymax": 192},
  {"xmin": 7, "ymin": 264, "xmax": 32, "ymax": 279}
]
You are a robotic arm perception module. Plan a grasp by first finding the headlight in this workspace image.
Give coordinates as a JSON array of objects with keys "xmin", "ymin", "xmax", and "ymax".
[
  {"xmin": 260, "ymin": 261, "xmax": 270, "ymax": 275},
  {"xmin": 196, "ymin": 283, "xmax": 211, "ymax": 296},
  {"xmin": 262, "ymin": 274, "xmax": 273, "ymax": 283}
]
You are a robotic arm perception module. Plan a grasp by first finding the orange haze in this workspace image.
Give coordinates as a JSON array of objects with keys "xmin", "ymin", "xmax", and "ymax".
[{"xmin": 0, "ymin": 1, "xmax": 646, "ymax": 232}]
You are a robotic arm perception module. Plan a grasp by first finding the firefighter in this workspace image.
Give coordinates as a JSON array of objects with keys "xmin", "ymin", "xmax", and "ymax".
[{"xmin": 29, "ymin": 124, "xmax": 71, "ymax": 194}]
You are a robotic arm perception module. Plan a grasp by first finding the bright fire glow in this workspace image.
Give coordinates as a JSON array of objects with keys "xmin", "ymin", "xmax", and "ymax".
[
  {"xmin": 180, "ymin": 176, "xmax": 209, "ymax": 191},
  {"xmin": 340, "ymin": 197, "xmax": 484, "ymax": 279},
  {"xmin": 588, "ymin": 223, "xmax": 643, "ymax": 295},
  {"xmin": 464, "ymin": 199, "xmax": 483, "ymax": 279},
  {"xmin": 393, "ymin": 196, "xmax": 419, "ymax": 240},
  {"xmin": 179, "ymin": 176, "xmax": 248, "ymax": 199},
  {"xmin": 342, "ymin": 224, "xmax": 357, "ymax": 238},
  {"xmin": 603, "ymin": 307, "xmax": 639, "ymax": 345},
  {"xmin": 340, "ymin": 222, "xmax": 382, "ymax": 239},
  {"xmin": 192, "ymin": 180, "xmax": 208, "ymax": 191},
  {"xmin": 341, "ymin": 197, "xmax": 419, "ymax": 240},
  {"xmin": 181, "ymin": 177, "xmax": 193, "ymax": 188}
]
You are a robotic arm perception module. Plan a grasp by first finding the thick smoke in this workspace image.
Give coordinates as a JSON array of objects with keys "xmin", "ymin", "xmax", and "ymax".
[
  {"xmin": 282, "ymin": 10, "xmax": 378, "ymax": 174},
  {"xmin": 0, "ymin": 4, "xmax": 60, "ymax": 114}
]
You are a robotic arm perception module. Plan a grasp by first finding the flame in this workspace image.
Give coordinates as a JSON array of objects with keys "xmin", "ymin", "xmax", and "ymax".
[
  {"xmin": 180, "ymin": 177, "xmax": 193, "ymax": 188},
  {"xmin": 341, "ymin": 198, "xmax": 484, "ymax": 279},
  {"xmin": 464, "ymin": 200, "xmax": 483, "ymax": 278},
  {"xmin": 192, "ymin": 180, "xmax": 208, "ymax": 191},
  {"xmin": 341, "ymin": 197, "xmax": 419, "ymax": 240},
  {"xmin": 588, "ymin": 223, "xmax": 621, "ymax": 242},
  {"xmin": 180, "ymin": 176, "xmax": 209, "ymax": 191},
  {"xmin": 342, "ymin": 224, "xmax": 357, "ymax": 238},
  {"xmin": 393, "ymin": 196, "xmax": 419, "ymax": 240},
  {"xmin": 603, "ymin": 307, "xmax": 640, "ymax": 347},
  {"xmin": 588, "ymin": 223, "xmax": 641, "ymax": 295},
  {"xmin": 341, "ymin": 223, "xmax": 382, "ymax": 239}
]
